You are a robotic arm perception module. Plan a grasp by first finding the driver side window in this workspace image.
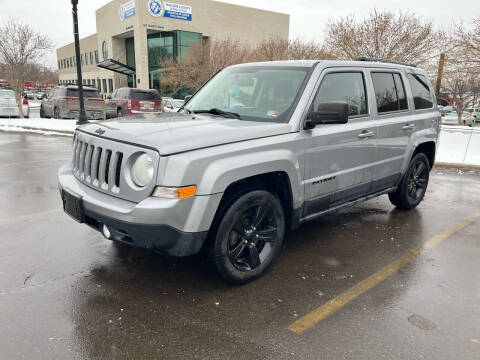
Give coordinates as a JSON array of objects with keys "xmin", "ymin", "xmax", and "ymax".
[{"xmin": 312, "ymin": 72, "xmax": 368, "ymax": 117}]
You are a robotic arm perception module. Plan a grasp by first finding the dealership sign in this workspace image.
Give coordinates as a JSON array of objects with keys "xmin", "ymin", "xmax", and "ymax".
[
  {"xmin": 147, "ymin": 0, "xmax": 192, "ymax": 21},
  {"xmin": 119, "ymin": 0, "xmax": 136, "ymax": 21}
]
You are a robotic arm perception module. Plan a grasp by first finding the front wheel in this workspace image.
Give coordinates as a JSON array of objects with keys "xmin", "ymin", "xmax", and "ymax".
[
  {"xmin": 211, "ymin": 190, "xmax": 285, "ymax": 284},
  {"xmin": 389, "ymin": 153, "xmax": 430, "ymax": 209}
]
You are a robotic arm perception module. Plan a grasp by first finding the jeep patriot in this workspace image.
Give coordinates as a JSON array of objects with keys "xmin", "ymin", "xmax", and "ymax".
[{"xmin": 58, "ymin": 59, "xmax": 440, "ymax": 283}]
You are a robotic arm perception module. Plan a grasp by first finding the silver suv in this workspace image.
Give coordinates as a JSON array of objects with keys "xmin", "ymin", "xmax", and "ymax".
[
  {"xmin": 58, "ymin": 59, "xmax": 440, "ymax": 283},
  {"xmin": 41, "ymin": 85, "xmax": 105, "ymax": 120}
]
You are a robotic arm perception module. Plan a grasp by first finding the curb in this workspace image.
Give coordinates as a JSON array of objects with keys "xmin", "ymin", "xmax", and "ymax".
[
  {"xmin": 0, "ymin": 125, "xmax": 74, "ymax": 136},
  {"xmin": 434, "ymin": 162, "xmax": 480, "ymax": 171}
]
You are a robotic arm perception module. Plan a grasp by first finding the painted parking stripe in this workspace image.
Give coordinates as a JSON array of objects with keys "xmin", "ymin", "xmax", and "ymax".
[{"xmin": 288, "ymin": 211, "xmax": 480, "ymax": 334}]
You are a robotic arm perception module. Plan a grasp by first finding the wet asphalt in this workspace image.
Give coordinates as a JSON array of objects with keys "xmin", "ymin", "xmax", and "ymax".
[{"xmin": 0, "ymin": 132, "xmax": 479, "ymax": 360}]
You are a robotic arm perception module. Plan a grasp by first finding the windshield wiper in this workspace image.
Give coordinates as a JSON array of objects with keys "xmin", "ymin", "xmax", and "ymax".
[
  {"xmin": 193, "ymin": 108, "xmax": 241, "ymax": 119},
  {"xmin": 178, "ymin": 105, "xmax": 191, "ymax": 114}
]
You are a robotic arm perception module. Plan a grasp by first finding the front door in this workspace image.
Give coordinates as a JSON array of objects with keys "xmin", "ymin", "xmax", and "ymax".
[{"xmin": 303, "ymin": 69, "xmax": 377, "ymax": 217}]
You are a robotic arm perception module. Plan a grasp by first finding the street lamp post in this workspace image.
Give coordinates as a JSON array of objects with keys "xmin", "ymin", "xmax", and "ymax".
[{"xmin": 71, "ymin": 0, "xmax": 88, "ymax": 125}]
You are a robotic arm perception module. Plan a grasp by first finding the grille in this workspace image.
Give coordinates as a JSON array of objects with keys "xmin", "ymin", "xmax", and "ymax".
[{"xmin": 73, "ymin": 138, "xmax": 123, "ymax": 194}]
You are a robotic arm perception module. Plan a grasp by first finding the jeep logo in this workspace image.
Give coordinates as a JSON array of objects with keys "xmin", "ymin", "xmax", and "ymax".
[{"xmin": 95, "ymin": 128, "xmax": 105, "ymax": 135}]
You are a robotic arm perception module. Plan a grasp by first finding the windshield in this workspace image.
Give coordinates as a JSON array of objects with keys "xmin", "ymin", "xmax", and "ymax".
[
  {"xmin": 185, "ymin": 66, "xmax": 311, "ymax": 123},
  {"xmin": 0, "ymin": 90, "xmax": 15, "ymax": 97}
]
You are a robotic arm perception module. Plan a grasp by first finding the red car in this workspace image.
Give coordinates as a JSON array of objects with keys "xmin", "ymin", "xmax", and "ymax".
[{"xmin": 105, "ymin": 88, "xmax": 163, "ymax": 118}]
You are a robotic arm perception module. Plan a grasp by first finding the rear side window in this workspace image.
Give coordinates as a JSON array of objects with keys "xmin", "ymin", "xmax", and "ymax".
[
  {"xmin": 130, "ymin": 91, "xmax": 161, "ymax": 100},
  {"xmin": 66, "ymin": 89, "xmax": 101, "ymax": 98},
  {"xmin": 371, "ymin": 72, "xmax": 408, "ymax": 113},
  {"xmin": 407, "ymin": 74, "xmax": 433, "ymax": 110},
  {"xmin": 312, "ymin": 72, "xmax": 368, "ymax": 116}
]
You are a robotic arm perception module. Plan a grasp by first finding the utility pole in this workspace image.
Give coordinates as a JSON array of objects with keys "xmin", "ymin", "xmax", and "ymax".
[
  {"xmin": 71, "ymin": 0, "xmax": 88, "ymax": 125},
  {"xmin": 435, "ymin": 53, "xmax": 446, "ymax": 98}
]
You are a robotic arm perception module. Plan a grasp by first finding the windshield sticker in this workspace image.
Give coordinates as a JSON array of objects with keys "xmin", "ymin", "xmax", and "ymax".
[{"xmin": 267, "ymin": 110, "xmax": 279, "ymax": 118}]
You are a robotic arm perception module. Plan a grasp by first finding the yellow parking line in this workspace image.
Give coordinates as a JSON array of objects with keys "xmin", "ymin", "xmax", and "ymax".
[{"xmin": 288, "ymin": 211, "xmax": 480, "ymax": 335}]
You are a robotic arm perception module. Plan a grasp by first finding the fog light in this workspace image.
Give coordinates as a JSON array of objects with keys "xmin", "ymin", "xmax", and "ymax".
[{"xmin": 102, "ymin": 224, "xmax": 111, "ymax": 239}]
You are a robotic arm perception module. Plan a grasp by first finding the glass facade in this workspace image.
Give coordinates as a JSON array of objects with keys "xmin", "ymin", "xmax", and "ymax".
[
  {"xmin": 125, "ymin": 37, "xmax": 136, "ymax": 88},
  {"xmin": 147, "ymin": 30, "xmax": 202, "ymax": 91}
]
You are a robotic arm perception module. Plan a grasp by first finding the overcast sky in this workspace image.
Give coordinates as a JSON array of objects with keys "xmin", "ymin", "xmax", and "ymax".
[{"xmin": 0, "ymin": 0, "xmax": 478, "ymax": 68}]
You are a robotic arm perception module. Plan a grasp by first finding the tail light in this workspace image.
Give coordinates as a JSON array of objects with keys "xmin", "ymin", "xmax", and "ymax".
[
  {"xmin": 60, "ymin": 97, "xmax": 77, "ymax": 101},
  {"xmin": 90, "ymin": 98, "xmax": 104, "ymax": 102},
  {"xmin": 22, "ymin": 98, "xmax": 29, "ymax": 105},
  {"xmin": 127, "ymin": 100, "xmax": 132, "ymax": 110}
]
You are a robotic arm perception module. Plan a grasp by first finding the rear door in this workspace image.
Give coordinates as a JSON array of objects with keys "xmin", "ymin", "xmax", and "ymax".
[
  {"xmin": 303, "ymin": 68, "xmax": 377, "ymax": 216},
  {"xmin": 369, "ymin": 70, "xmax": 435, "ymax": 192},
  {"xmin": 368, "ymin": 70, "xmax": 411, "ymax": 192}
]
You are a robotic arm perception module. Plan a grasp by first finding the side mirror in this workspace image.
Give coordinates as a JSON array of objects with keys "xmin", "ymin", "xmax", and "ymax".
[
  {"xmin": 305, "ymin": 102, "xmax": 349, "ymax": 129},
  {"xmin": 184, "ymin": 95, "xmax": 192, "ymax": 103}
]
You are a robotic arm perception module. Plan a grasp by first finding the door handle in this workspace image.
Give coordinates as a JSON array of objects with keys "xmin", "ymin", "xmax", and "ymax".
[
  {"xmin": 358, "ymin": 131, "xmax": 375, "ymax": 139},
  {"xmin": 402, "ymin": 124, "xmax": 415, "ymax": 131}
]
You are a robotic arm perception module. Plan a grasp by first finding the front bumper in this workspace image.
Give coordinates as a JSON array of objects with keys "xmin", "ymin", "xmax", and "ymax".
[{"xmin": 58, "ymin": 163, "xmax": 222, "ymax": 256}]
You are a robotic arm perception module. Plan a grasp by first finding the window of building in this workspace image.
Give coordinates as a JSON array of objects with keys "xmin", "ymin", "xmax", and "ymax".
[
  {"xmin": 312, "ymin": 72, "xmax": 368, "ymax": 116},
  {"xmin": 102, "ymin": 79, "xmax": 107, "ymax": 93},
  {"xmin": 407, "ymin": 74, "xmax": 433, "ymax": 110},
  {"xmin": 108, "ymin": 79, "xmax": 113, "ymax": 93},
  {"xmin": 80, "ymin": 54, "xmax": 84, "ymax": 66},
  {"xmin": 102, "ymin": 41, "xmax": 108, "ymax": 60},
  {"xmin": 90, "ymin": 52, "xmax": 94, "ymax": 65},
  {"xmin": 371, "ymin": 72, "xmax": 408, "ymax": 113},
  {"xmin": 95, "ymin": 50, "xmax": 99, "ymax": 63},
  {"xmin": 85, "ymin": 53, "xmax": 88, "ymax": 66},
  {"xmin": 96, "ymin": 78, "xmax": 101, "ymax": 91}
]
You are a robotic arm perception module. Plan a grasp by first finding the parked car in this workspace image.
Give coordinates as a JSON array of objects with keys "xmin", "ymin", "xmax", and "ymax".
[
  {"xmin": 441, "ymin": 111, "xmax": 476, "ymax": 126},
  {"xmin": 0, "ymin": 89, "xmax": 29, "ymax": 118},
  {"xmin": 59, "ymin": 59, "xmax": 440, "ymax": 283},
  {"xmin": 40, "ymin": 85, "xmax": 104, "ymax": 119},
  {"xmin": 162, "ymin": 97, "xmax": 184, "ymax": 112},
  {"xmin": 105, "ymin": 88, "xmax": 163, "ymax": 118},
  {"xmin": 439, "ymin": 105, "xmax": 454, "ymax": 114}
]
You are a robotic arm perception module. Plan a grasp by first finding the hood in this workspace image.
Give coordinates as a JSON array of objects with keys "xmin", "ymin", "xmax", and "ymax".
[{"xmin": 78, "ymin": 112, "xmax": 293, "ymax": 155}]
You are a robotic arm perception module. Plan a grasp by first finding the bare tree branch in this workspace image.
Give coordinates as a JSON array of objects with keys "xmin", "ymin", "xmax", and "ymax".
[{"xmin": 0, "ymin": 18, "xmax": 53, "ymax": 117}]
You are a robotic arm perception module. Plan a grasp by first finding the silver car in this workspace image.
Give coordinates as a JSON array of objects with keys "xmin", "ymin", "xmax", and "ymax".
[
  {"xmin": 41, "ymin": 85, "xmax": 105, "ymax": 120},
  {"xmin": 59, "ymin": 59, "xmax": 440, "ymax": 283},
  {"xmin": 0, "ymin": 89, "xmax": 30, "ymax": 118}
]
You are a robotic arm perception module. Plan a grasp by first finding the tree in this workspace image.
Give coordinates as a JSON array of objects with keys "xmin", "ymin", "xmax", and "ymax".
[
  {"xmin": 254, "ymin": 38, "xmax": 333, "ymax": 62},
  {"xmin": 158, "ymin": 37, "xmax": 331, "ymax": 97},
  {"xmin": 453, "ymin": 16, "xmax": 480, "ymax": 71},
  {"xmin": 0, "ymin": 18, "xmax": 53, "ymax": 117},
  {"xmin": 441, "ymin": 53, "xmax": 480, "ymax": 124},
  {"xmin": 324, "ymin": 9, "xmax": 443, "ymax": 66}
]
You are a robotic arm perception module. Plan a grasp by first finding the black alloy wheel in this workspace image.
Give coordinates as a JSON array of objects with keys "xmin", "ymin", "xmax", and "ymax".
[
  {"xmin": 389, "ymin": 153, "xmax": 430, "ymax": 209},
  {"xmin": 211, "ymin": 190, "xmax": 285, "ymax": 284}
]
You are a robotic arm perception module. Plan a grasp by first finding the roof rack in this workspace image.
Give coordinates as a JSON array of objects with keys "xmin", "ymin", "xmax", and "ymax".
[{"xmin": 355, "ymin": 57, "xmax": 417, "ymax": 68}]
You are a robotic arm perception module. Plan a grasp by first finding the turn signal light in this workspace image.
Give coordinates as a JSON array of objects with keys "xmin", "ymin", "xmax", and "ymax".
[{"xmin": 152, "ymin": 185, "xmax": 197, "ymax": 199}]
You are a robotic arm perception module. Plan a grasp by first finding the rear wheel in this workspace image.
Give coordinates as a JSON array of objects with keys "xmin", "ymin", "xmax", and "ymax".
[
  {"xmin": 210, "ymin": 189, "xmax": 285, "ymax": 284},
  {"xmin": 117, "ymin": 108, "xmax": 123, "ymax": 118},
  {"xmin": 54, "ymin": 107, "xmax": 61, "ymax": 119},
  {"xmin": 389, "ymin": 153, "xmax": 430, "ymax": 209}
]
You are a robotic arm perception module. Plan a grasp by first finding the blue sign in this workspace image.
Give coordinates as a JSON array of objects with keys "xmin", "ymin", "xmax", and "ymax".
[
  {"xmin": 148, "ymin": 0, "xmax": 163, "ymax": 17},
  {"xmin": 163, "ymin": 2, "xmax": 192, "ymax": 21},
  {"xmin": 119, "ymin": 0, "xmax": 136, "ymax": 21}
]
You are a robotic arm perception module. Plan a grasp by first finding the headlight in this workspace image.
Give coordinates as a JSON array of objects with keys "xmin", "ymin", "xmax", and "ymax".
[{"xmin": 131, "ymin": 153, "xmax": 154, "ymax": 187}]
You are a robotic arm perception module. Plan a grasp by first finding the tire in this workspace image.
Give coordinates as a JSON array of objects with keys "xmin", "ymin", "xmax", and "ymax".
[
  {"xmin": 117, "ymin": 108, "xmax": 123, "ymax": 118},
  {"xmin": 40, "ymin": 106, "xmax": 45, "ymax": 118},
  {"xmin": 210, "ymin": 189, "xmax": 285, "ymax": 284},
  {"xmin": 389, "ymin": 153, "xmax": 430, "ymax": 209},
  {"xmin": 54, "ymin": 107, "xmax": 61, "ymax": 119}
]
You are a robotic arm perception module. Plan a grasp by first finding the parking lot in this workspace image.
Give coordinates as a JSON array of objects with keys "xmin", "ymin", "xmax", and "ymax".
[{"xmin": 1, "ymin": 132, "xmax": 479, "ymax": 359}]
